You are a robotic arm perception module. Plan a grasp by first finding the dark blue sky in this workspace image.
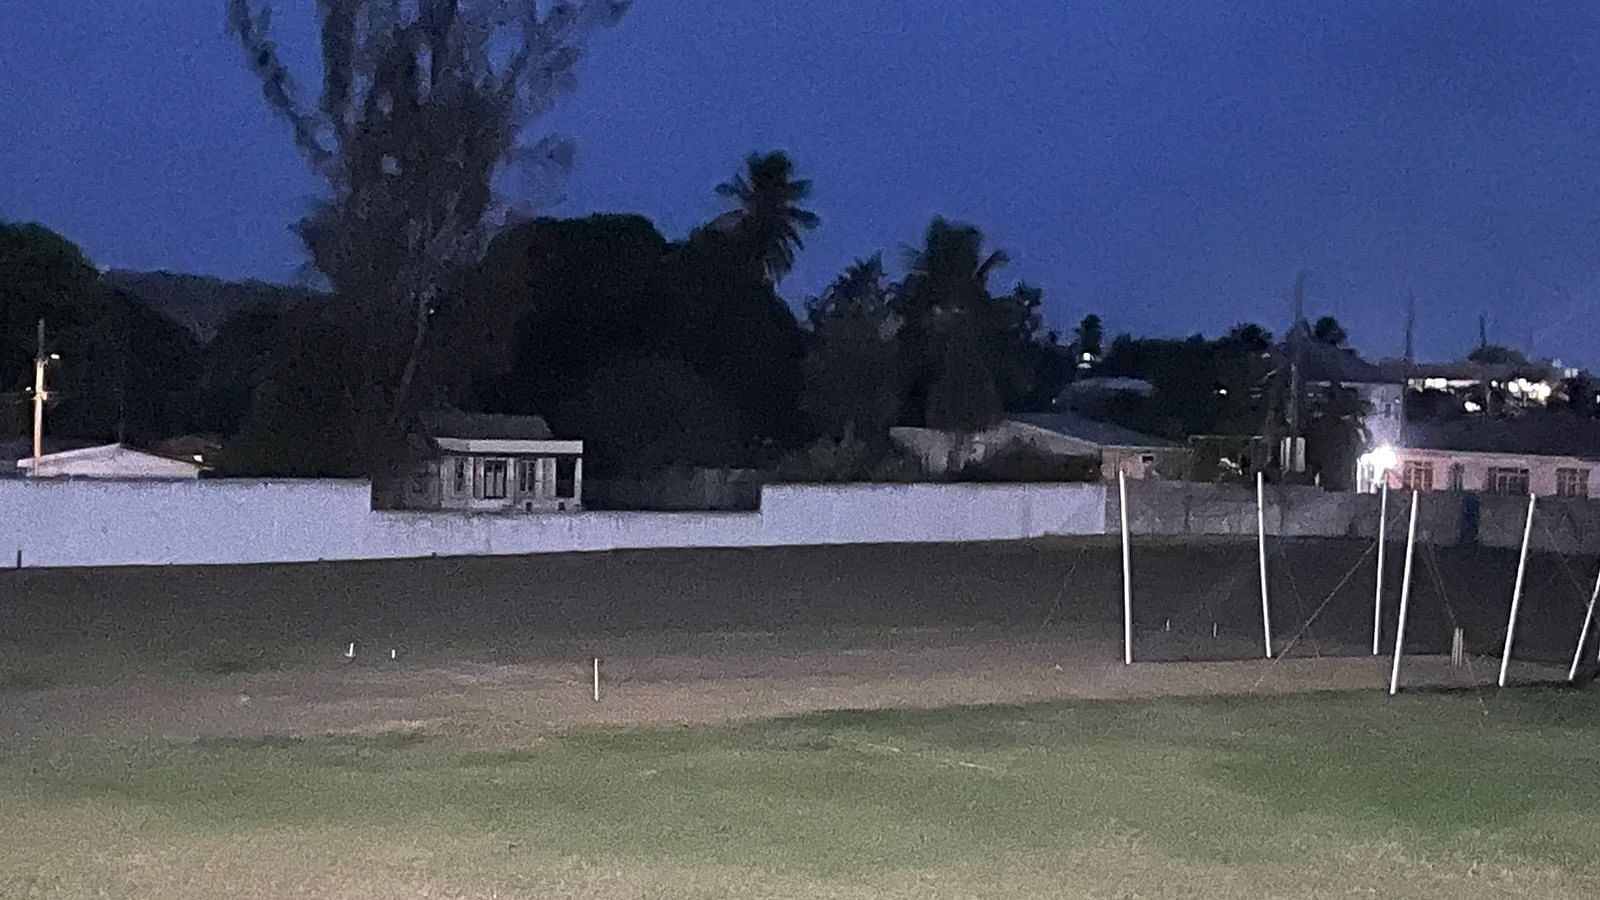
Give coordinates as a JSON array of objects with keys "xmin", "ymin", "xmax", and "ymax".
[{"xmin": 4, "ymin": 1, "xmax": 1600, "ymax": 364}]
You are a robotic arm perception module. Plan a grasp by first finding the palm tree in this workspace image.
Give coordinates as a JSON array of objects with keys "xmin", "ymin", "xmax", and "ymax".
[
  {"xmin": 897, "ymin": 217, "xmax": 1009, "ymax": 320},
  {"xmin": 712, "ymin": 151, "xmax": 820, "ymax": 283}
]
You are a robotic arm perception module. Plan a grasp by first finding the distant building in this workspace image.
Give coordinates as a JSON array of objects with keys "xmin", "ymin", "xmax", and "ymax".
[
  {"xmin": 12, "ymin": 443, "xmax": 207, "ymax": 479},
  {"xmin": 891, "ymin": 412, "xmax": 1191, "ymax": 482},
  {"xmin": 1361, "ymin": 416, "xmax": 1600, "ymax": 498},
  {"xmin": 1291, "ymin": 339, "xmax": 1406, "ymax": 450},
  {"xmin": 385, "ymin": 409, "xmax": 584, "ymax": 512}
]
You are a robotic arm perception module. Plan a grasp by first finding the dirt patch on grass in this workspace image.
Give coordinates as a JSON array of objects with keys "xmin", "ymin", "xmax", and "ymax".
[{"xmin": 0, "ymin": 627, "xmax": 1562, "ymax": 748}]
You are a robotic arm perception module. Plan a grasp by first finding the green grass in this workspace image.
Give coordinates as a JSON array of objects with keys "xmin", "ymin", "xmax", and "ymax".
[{"xmin": 4, "ymin": 688, "xmax": 1600, "ymax": 897}]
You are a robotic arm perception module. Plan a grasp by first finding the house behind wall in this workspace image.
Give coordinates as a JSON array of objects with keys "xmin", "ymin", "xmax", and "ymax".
[
  {"xmin": 383, "ymin": 410, "xmax": 584, "ymax": 512},
  {"xmin": 890, "ymin": 412, "xmax": 1191, "ymax": 482}
]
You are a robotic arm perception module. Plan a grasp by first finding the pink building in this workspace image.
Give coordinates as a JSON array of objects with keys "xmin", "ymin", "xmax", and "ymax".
[{"xmin": 1361, "ymin": 417, "xmax": 1600, "ymax": 499}]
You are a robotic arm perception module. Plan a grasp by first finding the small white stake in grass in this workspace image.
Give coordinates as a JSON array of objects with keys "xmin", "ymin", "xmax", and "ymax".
[
  {"xmin": 593, "ymin": 657, "xmax": 601, "ymax": 702},
  {"xmin": 390, "ymin": 648, "xmax": 397, "ymax": 661},
  {"xmin": 1164, "ymin": 618, "xmax": 1171, "ymax": 632},
  {"xmin": 344, "ymin": 641, "xmax": 356, "ymax": 659},
  {"xmin": 1212, "ymin": 622, "xmax": 1218, "ymax": 639},
  {"xmin": 1450, "ymin": 628, "xmax": 1465, "ymax": 668}
]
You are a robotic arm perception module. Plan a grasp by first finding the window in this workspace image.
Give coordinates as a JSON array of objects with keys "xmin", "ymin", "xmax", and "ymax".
[
  {"xmin": 556, "ymin": 457, "xmax": 577, "ymax": 499},
  {"xmin": 1486, "ymin": 467, "xmax": 1531, "ymax": 496},
  {"xmin": 453, "ymin": 458, "xmax": 466, "ymax": 494},
  {"xmin": 518, "ymin": 460, "xmax": 535, "ymax": 495},
  {"xmin": 1447, "ymin": 463, "xmax": 1464, "ymax": 492},
  {"xmin": 476, "ymin": 459, "xmax": 508, "ymax": 500},
  {"xmin": 1557, "ymin": 467, "xmax": 1590, "ymax": 499},
  {"xmin": 1401, "ymin": 461, "xmax": 1433, "ymax": 492}
]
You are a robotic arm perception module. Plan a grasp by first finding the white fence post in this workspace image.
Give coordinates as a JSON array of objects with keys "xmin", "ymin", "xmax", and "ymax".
[
  {"xmin": 1498, "ymin": 493, "xmax": 1538, "ymax": 688},
  {"xmin": 1389, "ymin": 490, "xmax": 1421, "ymax": 696},
  {"xmin": 1257, "ymin": 471, "xmax": 1272, "ymax": 659},
  {"xmin": 1120, "ymin": 470, "xmax": 1133, "ymax": 665},
  {"xmin": 1372, "ymin": 482, "xmax": 1388, "ymax": 656}
]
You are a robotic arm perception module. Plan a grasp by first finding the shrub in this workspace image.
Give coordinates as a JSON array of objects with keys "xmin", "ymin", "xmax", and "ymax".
[{"xmin": 955, "ymin": 444, "xmax": 1099, "ymax": 483}]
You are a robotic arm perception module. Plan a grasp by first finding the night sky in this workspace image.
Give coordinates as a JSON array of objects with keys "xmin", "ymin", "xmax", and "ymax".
[{"xmin": 4, "ymin": 1, "xmax": 1600, "ymax": 364}]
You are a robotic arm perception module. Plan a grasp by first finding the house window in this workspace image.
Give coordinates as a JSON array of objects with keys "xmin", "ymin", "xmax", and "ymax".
[
  {"xmin": 477, "ymin": 459, "xmax": 509, "ymax": 500},
  {"xmin": 1486, "ymin": 466, "xmax": 1531, "ymax": 496},
  {"xmin": 556, "ymin": 457, "xmax": 577, "ymax": 498},
  {"xmin": 518, "ymin": 460, "xmax": 535, "ymax": 495},
  {"xmin": 1447, "ymin": 463, "xmax": 1464, "ymax": 492},
  {"xmin": 453, "ymin": 458, "xmax": 466, "ymax": 494},
  {"xmin": 1557, "ymin": 467, "xmax": 1590, "ymax": 499},
  {"xmin": 1401, "ymin": 461, "xmax": 1433, "ymax": 492}
]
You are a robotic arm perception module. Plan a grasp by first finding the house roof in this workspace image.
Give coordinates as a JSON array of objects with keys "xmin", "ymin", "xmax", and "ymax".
[
  {"xmin": 1405, "ymin": 415, "xmax": 1600, "ymax": 461},
  {"xmin": 1006, "ymin": 412, "xmax": 1179, "ymax": 449},
  {"xmin": 1282, "ymin": 337, "xmax": 1395, "ymax": 385},
  {"xmin": 1373, "ymin": 359, "xmax": 1567, "ymax": 385},
  {"xmin": 1060, "ymin": 376, "xmax": 1155, "ymax": 397},
  {"xmin": 14, "ymin": 443, "xmax": 208, "ymax": 473},
  {"xmin": 420, "ymin": 409, "xmax": 553, "ymax": 441}
]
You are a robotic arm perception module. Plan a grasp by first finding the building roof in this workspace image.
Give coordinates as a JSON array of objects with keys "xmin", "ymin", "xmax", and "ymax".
[
  {"xmin": 420, "ymin": 409, "xmax": 553, "ymax": 441},
  {"xmin": 1283, "ymin": 337, "xmax": 1395, "ymax": 385},
  {"xmin": 15, "ymin": 443, "xmax": 208, "ymax": 474},
  {"xmin": 1405, "ymin": 415, "xmax": 1600, "ymax": 461},
  {"xmin": 1006, "ymin": 412, "xmax": 1179, "ymax": 449},
  {"xmin": 1059, "ymin": 376, "xmax": 1155, "ymax": 397},
  {"xmin": 1373, "ymin": 359, "xmax": 1570, "ymax": 385}
]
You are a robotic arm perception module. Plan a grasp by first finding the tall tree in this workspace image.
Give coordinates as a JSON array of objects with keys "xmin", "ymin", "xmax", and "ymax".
[
  {"xmin": 226, "ymin": 0, "xmax": 627, "ymax": 471},
  {"xmin": 710, "ymin": 151, "xmax": 820, "ymax": 283},
  {"xmin": 1312, "ymin": 315, "xmax": 1349, "ymax": 347},
  {"xmin": 0, "ymin": 222, "xmax": 199, "ymax": 442},
  {"xmin": 1073, "ymin": 314, "xmax": 1104, "ymax": 364},
  {"xmin": 559, "ymin": 356, "xmax": 742, "ymax": 476},
  {"xmin": 925, "ymin": 324, "xmax": 1000, "ymax": 431},
  {"xmin": 893, "ymin": 217, "xmax": 1054, "ymax": 422},
  {"xmin": 801, "ymin": 255, "xmax": 902, "ymax": 441}
]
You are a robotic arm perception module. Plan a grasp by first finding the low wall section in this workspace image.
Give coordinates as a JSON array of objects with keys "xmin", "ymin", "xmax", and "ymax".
[{"xmin": 0, "ymin": 479, "xmax": 1108, "ymax": 568}]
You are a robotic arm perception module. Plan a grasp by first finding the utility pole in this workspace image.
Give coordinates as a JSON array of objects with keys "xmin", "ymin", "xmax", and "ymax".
[
  {"xmin": 1285, "ymin": 272, "xmax": 1307, "ymax": 473},
  {"xmin": 30, "ymin": 318, "xmax": 55, "ymax": 477},
  {"xmin": 1403, "ymin": 292, "xmax": 1416, "ymax": 365}
]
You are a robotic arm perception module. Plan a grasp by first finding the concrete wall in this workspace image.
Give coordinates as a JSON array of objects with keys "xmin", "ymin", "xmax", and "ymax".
[{"xmin": 0, "ymin": 478, "xmax": 1108, "ymax": 569}]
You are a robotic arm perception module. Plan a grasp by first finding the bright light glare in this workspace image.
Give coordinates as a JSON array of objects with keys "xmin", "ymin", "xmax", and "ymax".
[{"xmin": 1364, "ymin": 445, "xmax": 1398, "ymax": 472}]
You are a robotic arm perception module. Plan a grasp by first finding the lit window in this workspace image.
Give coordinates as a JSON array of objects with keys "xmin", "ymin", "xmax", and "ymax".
[
  {"xmin": 1401, "ymin": 461, "xmax": 1434, "ymax": 492},
  {"xmin": 1486, "ymin": 467, "xmax": 1531, "ymax": 496},
  {"xmin": 1557, "ymin": 468, "xmax": 1590, "ymax": 499}
]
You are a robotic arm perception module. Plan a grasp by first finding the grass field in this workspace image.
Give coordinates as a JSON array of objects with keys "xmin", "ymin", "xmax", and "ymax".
[
  {"xmin": 2, "ymin": 539, "xmax": 1597, "ymax": 897},
  {"xmin": 4, "ymin": 689, "xmax": 1600, "ymax": 898}
]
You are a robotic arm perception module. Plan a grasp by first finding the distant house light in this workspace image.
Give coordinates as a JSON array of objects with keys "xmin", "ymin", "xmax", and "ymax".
[{"xmin": 1463, "ymin": 399, "xmax": 1482, "ymax": 413}]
